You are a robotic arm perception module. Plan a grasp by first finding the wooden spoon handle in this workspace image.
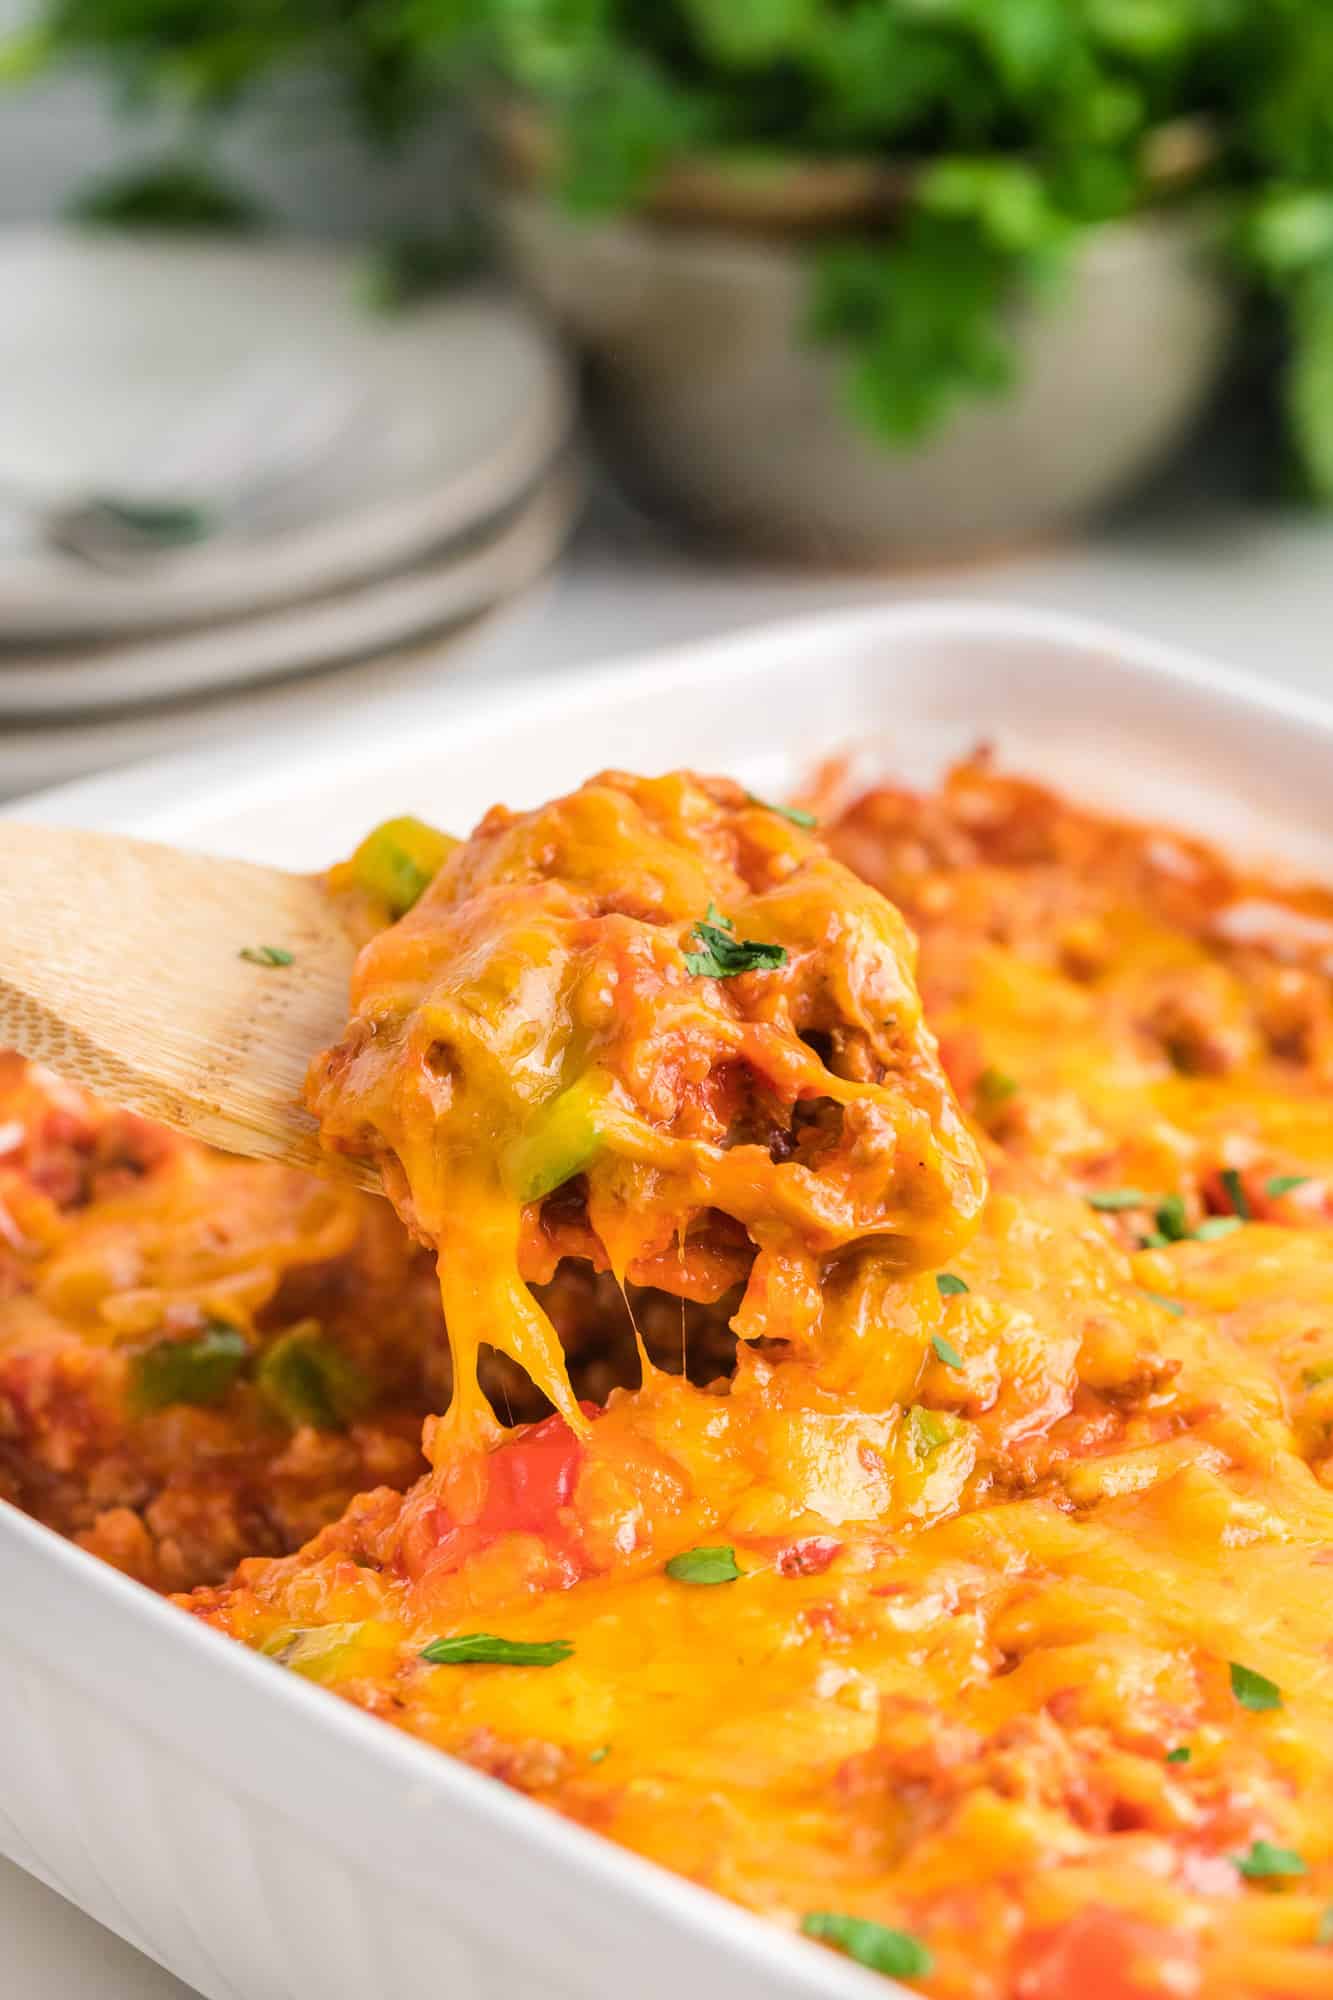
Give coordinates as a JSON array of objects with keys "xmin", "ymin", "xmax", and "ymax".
[{"xmin": 0, "ymin": 822, "xmax": 373, "ymax": 1188}]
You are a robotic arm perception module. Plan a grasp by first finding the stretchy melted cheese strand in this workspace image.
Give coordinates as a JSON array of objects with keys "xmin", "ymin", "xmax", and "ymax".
[
  {"xmin": 187, "ymin": 756, "xmax": 1333, "ymax": 1998},
  {"xmin": 308, "ymin": 771, "xmax": 985, "ymax": 1448}
]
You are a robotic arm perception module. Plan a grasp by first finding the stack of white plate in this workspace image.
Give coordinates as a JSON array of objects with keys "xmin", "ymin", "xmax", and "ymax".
[{"xmin": 0, "ymin": 228, "xmax": 579, "ymax": 797}]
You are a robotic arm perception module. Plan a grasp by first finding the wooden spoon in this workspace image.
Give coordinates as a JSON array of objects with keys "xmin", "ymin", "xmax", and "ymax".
[{"xmin": 0, "ymin": 822, "xmax": 377, "ymax": 1191}]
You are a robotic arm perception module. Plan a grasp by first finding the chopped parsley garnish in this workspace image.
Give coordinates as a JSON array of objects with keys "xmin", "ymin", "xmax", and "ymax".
[
  {"xmin": 1234, "ymin": 1839, "xmax": 1306, "ymax": 1881},
  {"xmin": 1154, "ymin": 1192, "xmax": 1190, "ymax": 1243},
  {"xmin": 1318, "ymin": 1905, "xmax": 1333, "ymax": 1947},
  {"xmin": 98, "ymin": 498, "xmax": 212, "ymax": 546},
  {"xmin": 747, "ymin": 792, "xmax": 818, "ymax": 830},
  {"xmin": 1267, "ymin": 1174, "xmax": 1310, "ymax": 1197},
  {"xmin": 931, "ymin": 1333, "xmax": 964, "ymax": 1369},
  {"xmin": 976, "ymin": 1067, "xmax": 1018, "ymax": 1105},
  {"xmin": 129, "ymin": 1321, "xmax": 248, "ymax": 1413},
  {"xmin": 419, "ymin": 1634, "xmax": 573, "ymax": 1667},
  {"xmin": 802, "ymin": 1913, "xmax": 933, "ymax": 1980},
  {"xmin": 665, "ymin": 1544, "xmax": 743, "ymax": 1585},
  {"xmin": 1230, "ymin": 1661, "xmax": 1283, "ymax": 1711},
  {"xmin": 1087, "ymin": 1187, "xmax": 1150, "ymax": 1212},
  {"xmin": 935, "ymin": 1272, "xmax": 969, "ymax": 1297},
  {"xmin": 239, "ymin": 944, "xmax": 293, "ymax": 967},
  {"xmin": 1220, "ymin": 1167, "xmax": 1251, "ymax": 1220},
  {"xmin": 1193, "ymin": 1216, "xmax": 1243, "ymax": 1242},
  {"xmin": 1142, "ymin": 1290, "xmax": 1185, "ymax": 1316},
  {"xmin": 1130, "ymin": 1189, "xmax": 1246, "ymax": 1248},
  {"xmin": 588, "ymin": 1744, "xmax": 611, "ymax": 1764},
  {"xmin": 1165, "ymin": 1745, "xmax": 1192, "ymax": 1765},
  {"xmin": 683, "ymin": 913, "xmax": 787, "ymax": 978}
]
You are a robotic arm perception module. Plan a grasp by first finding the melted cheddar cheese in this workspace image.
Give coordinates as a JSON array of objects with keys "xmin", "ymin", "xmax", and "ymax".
[
  {"xmin": 20, "ymin": 755, "xmax": 1333, "ymax": 1999},
  {"xmin": 0, "ymin": 1053, "xmax": 440, "ymax": 1587},
  {"xmin": 306, "ymin": 770, "xmax": 985, "ymax": 1447},
  {"xmin": 0, "ymin": 1066, "xmax": 722, "ymax": 1589}
]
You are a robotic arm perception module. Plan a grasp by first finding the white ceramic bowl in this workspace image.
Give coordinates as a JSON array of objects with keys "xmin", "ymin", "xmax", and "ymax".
[{"xmin": 495, "ymin": 194, "xmax": 1236, "ymax": 563}]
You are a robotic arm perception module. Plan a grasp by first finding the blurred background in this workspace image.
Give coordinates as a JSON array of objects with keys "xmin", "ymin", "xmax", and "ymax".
[
  {"xmin": 3, "ymin": 6, "xmax": 1333, "ymax": 1987},
  {"xmin": 1, "ymin": 0, "xmax": 1333, "ymax": 802}
]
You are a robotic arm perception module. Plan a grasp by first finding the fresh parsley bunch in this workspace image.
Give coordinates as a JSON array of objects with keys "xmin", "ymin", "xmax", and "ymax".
[{"xmin": 23, "ymin": 0, "xmax": 1333, "ymax": 494}]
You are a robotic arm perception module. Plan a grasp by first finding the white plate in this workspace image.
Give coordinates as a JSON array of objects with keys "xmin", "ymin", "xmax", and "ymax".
[
  {"xmin": 6, "ymin": 603, "xmax": 1333, "ymax": 2000},
  {"xmin": 0, "ymin": 229, "xmax": 574, "ymax": 640},
  {"xmin": 0, "ymin": 464, "xmax": 579, "ymax": 722},
  {"xmin": 0, "ymin": 472, "xmax": 576, "ymax": 798}
]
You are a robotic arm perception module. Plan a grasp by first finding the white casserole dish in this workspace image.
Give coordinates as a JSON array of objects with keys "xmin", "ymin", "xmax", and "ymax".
[{"xmin": 6, "ymin": 601, "xmax": 1333, "ymax": 2000}]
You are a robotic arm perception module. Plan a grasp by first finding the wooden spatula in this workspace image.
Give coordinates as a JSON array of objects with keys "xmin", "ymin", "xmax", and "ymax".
[{"xmin": 0, "ymin": 822, "xmax": 377, "ymax": 1191}]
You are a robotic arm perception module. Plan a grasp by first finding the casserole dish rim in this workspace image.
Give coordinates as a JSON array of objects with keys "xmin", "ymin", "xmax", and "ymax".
[{"xmin": 5, "ymin": 597, "xmax": 1332, "ymax": 2000}]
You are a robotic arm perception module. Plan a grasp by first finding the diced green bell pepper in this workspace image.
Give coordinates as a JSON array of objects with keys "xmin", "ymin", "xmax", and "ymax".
[
  {"xmin": 503, "ymin": 1072, "xmax": 608, "ymax": 1204},
  {"xmin": 128, "ymin": 1321, "xmax": 248, "ymax": 1414},
  {"xmin": 905, "ymin": 1404, "xmax": 959, "ymax": 1460},
  {"xmin": 256, "ymin": 1325, "xmax": 372, "ymax": 1430},
  {"xmin": 261, "ymin": 1621, "xmax": 365, "ymax": 1682},
  {"xmin": 347, "ymin": 815, "xmax": 457, "ymax": 918}
]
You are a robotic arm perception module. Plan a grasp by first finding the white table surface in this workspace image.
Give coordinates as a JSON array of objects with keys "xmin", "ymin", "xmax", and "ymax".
[{"xmin": 7, "ymin": 489, "xmax": 1333, "ymax": 1997}]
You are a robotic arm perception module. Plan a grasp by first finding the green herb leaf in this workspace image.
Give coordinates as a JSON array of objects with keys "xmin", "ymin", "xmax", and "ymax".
[
  {"xmin": 1194, "ymin": 1216, "xmax": 1243, "ymax": 1242},
  {"xmin": 239, "ymin": 945, "xmax": 293, "ymax": 967},
  {"xmin": 94, "ymin": 497, "xmax": 213, "ymax": 545},
  {"xmin": 931, "ymin": 1333, "xmax": 964, "ymax": 1369},
  {"xmin": 1267, "ymin": 1174, "xmax": 1311, "ymax": 1197},
  {"xmin": 129, "ymin": 1321, "xmax": 248, "ymax": 1413},
  {"xmin": 1142, "ymin": 1290, "xmax": 1185, "ymax": 1316},
  {"xmin": 1234, "ymin": 1838, "xmax": 1306, "ymax": 1881},
  {"xmin": 588, "ymin": 1744, "xmax": 611, "ymax": 1764},
  {"xmin": 802, "ymin": 1912, "xmax": 933, "ymax": 1980},
  {"xmin": 1165, "ymin": 1745, "xmax": 1191, "ymax": 1765},
  {"xmin": 1155, "ymin": 1192, "xmax": 1190, "ymax": 1242},
  {"xmin": 1087, "ymin": 1187, "xmax": 1150, "ymax": 1211},
  {"xmin": 1230, "ymin": 1661, "xmax": 1283, "ymax": 1712},
  {"xmin": 1220, "ymin": 1166, "xmax": 1251, "ymax": 1220},
  {"xmin": 976, "ymin": 1067, "xmax": 1018, "ymax": 1105},
  {"xmin": 747, "ymin": 792, "xmax": 818, "ymax": 830},
  {"xmin": 665, "ymin": 1544, "xmax": 743, "ymax": 1584},
  {"xmin": 810, "ymin": 214, "xmax": 1030, "ymax": 445},
  {"xmin": 935, "ymin": 1272, "xmax": 969, "ymax": 1297},
  {"xmin": 1136, "ymin": 1190, "xmax": 1243, "ymax": 1246},
  {"xmin": 683, "ymin": 918, "xmax": 786, "ymax": 979},
  {"xmin": 420, "ymin": 1634, "xmax": 573, "ymax": 1668},
  {"xmin": 1318, "ymin": 1905, "xmax": 1333, "ymax": 1947},
  {"xmin": 558, "ymin": 54, "xmax": 708, "ymax": 214}
]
